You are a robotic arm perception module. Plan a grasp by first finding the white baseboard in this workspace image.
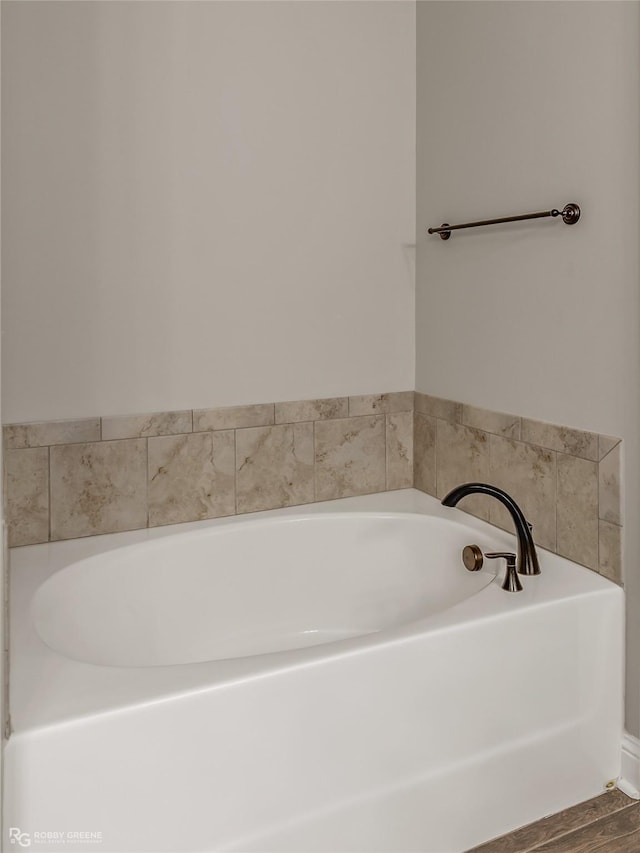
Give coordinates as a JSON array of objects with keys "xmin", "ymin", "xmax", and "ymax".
[{"xmin": 619, "ymin": 732, "xmax": 640, "ymax": 798}]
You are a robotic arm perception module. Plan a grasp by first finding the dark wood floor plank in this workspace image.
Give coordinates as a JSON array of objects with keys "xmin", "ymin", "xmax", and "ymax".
[
  {"xmin": 468, "ymin": 791, "xmax": 636, "ymax": 853},
  {"xmin": 529, "ymin": 803, "xmax": 640, "ymax": 853},
  {"xmin": 590, "ymin": 827, "xmax": 640, "ymax": 852}
]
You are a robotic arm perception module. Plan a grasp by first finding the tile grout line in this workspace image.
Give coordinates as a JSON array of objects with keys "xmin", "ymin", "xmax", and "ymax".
[
  {"xmin": 384, "ymin": 414, "xmax": 388, "ymax": 489},
  {"xmin": 430, "ymin": 416, "xmax": 436, "ymax": 497},
  {"xmin": 487, "ymin": 428, "xmax": 492, "ymax": 526},
  {"xmin": 47, "ymin": 446, "xmax": 52, "ymax": 543},
  {"xmin": 2, "ymin": 408, "xmax": 610, "ymax": 462},
  {"xmin": 598, "ymin": 439, "xmax": 622, "ymax": 465},
  {"xmin": 313, "ymin": 420, "xmax": 317, "ymax": 503},
  {"xmin": 1, "ymin": 398, "xmax": 608, "ymax": 446},
  {"xmin": 411, "ymin": 410, "xmax": 417, "ymax": 490},
  {"xmin": 417, "ymin": 403, "xmax": 600, "ymax": 462},
  {"xmin": 234, "ymin": 429, "xmax": 238, "ymax": 516},
  {"xmin": 145, "ymin": 438, "xmax": 150, "ymax": 530}
]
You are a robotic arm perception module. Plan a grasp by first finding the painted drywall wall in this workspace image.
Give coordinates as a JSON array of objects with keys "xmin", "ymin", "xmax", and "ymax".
[
  {"xmin": 1, "ymin": 0, "xmax": 415, "ymax": 423},
  {"xmin": 416, "ymin": 1, "xmax": 640, "ymax": 734},
  {"xmin": 0, "ymin": 3, "xmax": 5, "ymax": 825}
]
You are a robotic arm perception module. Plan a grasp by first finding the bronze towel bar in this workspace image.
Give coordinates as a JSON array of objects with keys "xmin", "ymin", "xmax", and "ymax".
[{"xmin": 427, "ymin": 202, "xmax": 580, "ymax": 240}]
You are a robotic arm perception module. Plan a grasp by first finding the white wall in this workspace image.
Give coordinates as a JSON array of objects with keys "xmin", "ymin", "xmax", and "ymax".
[
  {"xmin": 416, "ymin": 1, "xmax": 640, "ymax": 734},
  {"xmin": 1, "ymin": 0, "xmax": 415, "ymax": 423},
  {"xmin": 0, "ymin": 1, "xmax": 5, "ymax": 829}
]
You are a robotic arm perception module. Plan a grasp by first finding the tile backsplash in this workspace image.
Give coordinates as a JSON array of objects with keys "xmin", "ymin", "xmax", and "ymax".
[
  {"xmin": 413, "ymin": 393, "xmax": 623, "ymax": 584},
  {"xmin": 3, "ymin": 393, "xmax": 414, "ymax": 547},
  {"xmin": 4, "ymin": 390, "xmax": 623, "ymax": 584}
]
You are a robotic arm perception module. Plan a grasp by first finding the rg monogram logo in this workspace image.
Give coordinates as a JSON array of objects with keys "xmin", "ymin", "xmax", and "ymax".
[{"xmin": 9, "ymin": 828, "xmax": 31, "ymax": 847}]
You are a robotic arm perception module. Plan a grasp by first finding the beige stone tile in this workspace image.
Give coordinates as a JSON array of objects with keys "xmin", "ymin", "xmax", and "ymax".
[
  {"xmin": 386, "ymin": 412, "xmax": 413, "ymax": 490},
  {"xmin": 414, "ymin": 392, "xmax": 461, "ymax": 423},
  {"xmin": 50, "ymin": 439, "xmax": 147, "ymax": 541},
  {"xmin": 5, "ymin": 448, "xmax": 49, "ymax": 546},
  {"xmin": 102, "ymin": 410, "xmax": 192, "ymax": 441},
  {"xmin": 436, "ymin": 420, "xmax": 490, "ymax": 521},
  {"xmin": 521, "ymin": 417, "xmax": 599, "ymax": 461},
  {"xmin": 4, "ymin": 418, "xmax": 100, "ymax": 449},
  {"xmin": 413, "ymin": 413, "xmax": 436, "ymax": 496},
  {"xmin": 599, "ymin": 442, "xmax": 622, "ymax": 525},
  {"xmin": 489, "ymin": 436, "xmax": 557, "ymax": 551},
  {"xmin": 193, "ymin": 403, "xmax": 274, "ymax": 432},
  {"xmin": 348, "ymin": 391, "xmax": 413, "ymax": 417},
  {"xmin": 599, "ymin": 520, "xmax": 623, "ymax": 584},
  {"xmin": 148, "ymin": 431, "xmax": 235, "ymax": 526},
  {"xmin": 557, "ymin": 453, "xmax": 598, "ymax": 570},
  {"xmin": 461, "ymin": 404, "xmax": 520, "ymax": 439},
  {"xmin": 599, "ymin": 434, "xmax": 622, "ymax": 461},
  {"xmin": 237, "ymin": 423, "xmax": 314, "ymax": 513},
  {"xmin": 275, "ymin": 397, "xmax": 348, "ymax": 424},
  {"xmin": 315, "ymin": 416, "xmax": 385, "ymax": 501}
]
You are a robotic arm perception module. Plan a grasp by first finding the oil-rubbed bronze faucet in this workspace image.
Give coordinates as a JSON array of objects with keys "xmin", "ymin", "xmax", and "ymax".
[
  {"xmin": 441, "ymin": 482, "xmax": 540, "ymax": 576},
  {"xmin": 485, "ymin": 552, "xmax": 522, "ymax": 593}
]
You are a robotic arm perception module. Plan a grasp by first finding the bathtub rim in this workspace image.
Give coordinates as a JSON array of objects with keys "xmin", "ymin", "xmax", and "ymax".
[{"xmin": 9, "ymin": 488, "xmax": 623, "ymax": 736}]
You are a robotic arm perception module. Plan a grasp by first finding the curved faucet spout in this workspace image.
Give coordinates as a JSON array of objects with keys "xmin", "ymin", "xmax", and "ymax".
[{"xmin": 441, "ymin": 482, "xmax": 540, "ymax": 576}]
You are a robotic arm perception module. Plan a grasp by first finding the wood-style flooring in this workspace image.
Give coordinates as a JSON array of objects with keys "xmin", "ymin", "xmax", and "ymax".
[{"xmin": 467, "ymin": 789, "xmax": 640, "ymax": 852}]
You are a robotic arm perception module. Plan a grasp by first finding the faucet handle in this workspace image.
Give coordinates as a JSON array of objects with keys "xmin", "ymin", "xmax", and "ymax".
[{"xmin": 485, "ymin": 552, "xmax": 523, "ymax": 593}]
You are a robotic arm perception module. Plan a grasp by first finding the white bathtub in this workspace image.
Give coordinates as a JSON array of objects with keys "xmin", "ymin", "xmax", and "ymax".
[{"xmin": 6, "ymin": 489, "xmax": 624, "ymax": 852}]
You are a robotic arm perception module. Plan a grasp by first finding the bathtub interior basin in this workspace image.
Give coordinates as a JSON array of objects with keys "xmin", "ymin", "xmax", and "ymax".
[{"xmin": 32, "ymin": 513, "xmax": 497, "ymax": 667}]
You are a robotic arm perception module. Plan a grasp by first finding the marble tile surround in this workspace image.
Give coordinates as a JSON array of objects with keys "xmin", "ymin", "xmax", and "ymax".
[
  {"xmin": 3, "ymin": 393, "xmax": 413, "ymax": 546},
  {"xmin": 414, "ymin": 392, "xmax": 623, "ymax": 584},
  {"xmin": 4, "ymin": 391, "xmax": 623, "ymax": 585}
]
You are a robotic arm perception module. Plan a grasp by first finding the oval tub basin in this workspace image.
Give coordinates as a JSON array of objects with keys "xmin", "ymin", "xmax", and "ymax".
[{"xmin": 33, "ymin": 513, "xmax": 495, "ymax": 667}]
